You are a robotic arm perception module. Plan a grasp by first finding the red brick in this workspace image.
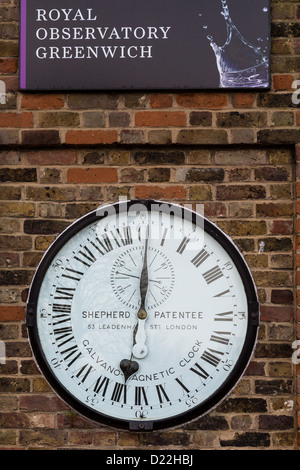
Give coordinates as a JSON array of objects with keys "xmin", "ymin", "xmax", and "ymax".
[
  {"xmin": 256, "ymin": 203, "xmax": 293, "ymax": 218},
  {"xmin": 269, "ymin": 220, "xmax": 293, "ymax": 235},
  {"xmin": 231, "ymin": 93, "xmax": 256, "ymax": 108},
  {"xmin": 135, "ymin": 185, "xmax": 186, "ymax": 200},
  {"xmin": 293, "ymin": 181, "xmax": 300, "ymax": 198},
  {"xmin": 56, "ymin": 411, "xmax": 89, "ymax": 429},
  {"xmin": 21, "ymin": 94, "xmax": 64, "ymax": 110},
  {"xmin": 135, "ymin": 111, "xmax": 186, "ymax": 127},
  {"xmin": 297, "ymin": 290, "xmax": 300, "ymax": 307},
  {"xmin": 217, "ymin": 184, "xmax": 266, "ymax": 200},
  {"xmin": 20, "ymin": 395, "xmax": 67, "ymax": 412},
  {"xmin": 271, "ymin": 289, "xmax": 293, "ymax": 305},
  {"xmin": 203, "ymin": 202, "xmax": 227, "ymax": 217},
  {"xmin": 0, "ymin": 306, "xmax": 25, "ymax": 322},
  {"xmin": 21, "ymin": 130, "xmax": 60, "ymax": 147},
  {"xmin": 0, "ymin": 58, "xmax": 18, "ymax": 74},
  {"xmin": 65, "ymin": 130, "xmax": 117, "ymax": 145},
  {"xmin": 1, "ymin": 76, "xmax": 18, "ymax": 93},
  {"xmin": 150, "ymin": 94, "xmax": 173, "ymax": 108},
  {"xmin": 67, "ymin": 168, "xmax": 118, "ymax": 183},
  {"xmin": 0, "ymin": 112, "xmax": 33, "ymax": 128},
  {"xmin": 176, "ymin": 93, "xmax": 228, "ymax": 109},
  {"xmin": 260, "ymin": 306, "xmax": 293, "ymax": 322},
  {"xmin": 245, "ymin": 361, "xmax": 265, "ymax": 376},
  {"xmin": 273, "ymin": 74, "xmax": 294, "ymax": 90},
  {"xmin": 0, "ymin": 413, "xmax": 30, "ymax": 429},
  {"xmin": 26, "ymin": 150, "xmax": 77, "ymax": 165},
  {"xmin": 296, "ymin": 219, "xmax": 300, "ymax": 234},
  {"xmin": 0, "ymin": 252, "xmax": 19, "ymax": 267}
]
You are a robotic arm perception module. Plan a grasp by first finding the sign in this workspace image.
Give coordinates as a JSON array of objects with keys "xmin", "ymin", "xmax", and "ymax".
[{"xmin": 20, "ymin": 0, "xmax": 270, "ymax": 91}]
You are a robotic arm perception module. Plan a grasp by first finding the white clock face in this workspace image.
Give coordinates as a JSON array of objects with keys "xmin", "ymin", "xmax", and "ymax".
[{"xmin": 28, "ymin": 200, "xmax": 259, "ymax": 430}]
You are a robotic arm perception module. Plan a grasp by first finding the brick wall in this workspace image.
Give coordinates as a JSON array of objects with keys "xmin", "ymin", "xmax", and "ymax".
[{"xmin": 0, "ymin": 0, "xmax": 299, "ymax": 450}]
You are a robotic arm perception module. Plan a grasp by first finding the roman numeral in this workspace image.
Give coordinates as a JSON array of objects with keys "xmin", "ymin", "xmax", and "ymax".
[
  {"xmin": 201, "ymin": 348, "xmax": 224, "ymax": 367},
  {"xmin": 62, "ymin": 267, "xmax": 84, "ymax": 282},
  {"xmin": 135, "ymin": 386, "xmax": 149, "ymax": 406},
  {"xmin": 203, "ymin": 265, "xmax": 223, "ymax": 285},
  {"xmin": 214, "ymin": 289, "xmax": 231, "ymax": 298},
  {"xmin": 190, "ymin": 362, "xmax": 210, "ymax": 380},
  {"xmin": 175, "ymin": 377, "xmax": 190, "ymax": 393},
  {"xmin": 52, "ymin": 314, "xmax": 71, "ymax": 326},
  {"xmin": 111, "ymin": 382, "xmax": 127, "ymax": 404},
  {"xmin": 93, "ymin": 375, "xmax": 111, "ymax": 396},
  {"xmin": 88, "ymin": 239, "xmax": 104, "ymax": 256},
  {"xmin": 191, "ymin": 248, "xmax": 210, "ymax": 268},
  {"xmin": 156, "ymin": 384, "xmax": 170, "ymax": 404},
  {"xmin": 101, "ymin": 233, "xmax": 114, "ymax": 252},
  {"xmin": 93, "ymin": 234, "xmax": 114, "ymax": 255},
  {"xmin": 214, "ymin": 311, "xmax": 233, "ymax": 322},
  {"xmin": 53, "ymin": 326, "xmax": 74, "ymax": 348},
  {"xmin": 75, "ymin": 363, "xmax": 95, "ymax": 384},
  {"xmin": 210, "ymin": 331, "xmax": 231, "ymax": 345},
  {"xmin": 60, "ymin": 344, "xmax": 82, "ymax": 367},
  {"xmin": 74, "ymin": 245, "xmax": 97, "ymax": 267},
  {"xmin": 111, "ymin": 226, "xmax": 133, "ymax": 247},
  {"xmin": 53, "ymin": 326, "xmax": 73, "ymax": 338},
  {"xmin": 176, "ymin": 236, "xmax": 190, "ymax": 254},
  {"xmin": 160, "ymin": 228, "xmax": 168, "ymax": 246},
  {"xmin": 54, "ymin": 287, "xmax": 75, "ymax": 300},
  {"xmin": 52, "ymin": 303, "xmax": 72, "ymax": 314}
]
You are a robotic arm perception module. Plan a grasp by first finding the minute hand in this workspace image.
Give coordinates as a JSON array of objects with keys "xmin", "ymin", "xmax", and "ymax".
[
  {"xmin": 131, "ymin": 232, "xmax": 149, "ymax": 359},
  {"xmin": 139, "ymin": 231, "xmax": 149, "ymax": 310}
]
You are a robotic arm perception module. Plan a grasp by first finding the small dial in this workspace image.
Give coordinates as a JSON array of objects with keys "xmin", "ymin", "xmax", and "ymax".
[{"xmin": 111, "ymin": 245, "xmax": 175, "ymax": 310}]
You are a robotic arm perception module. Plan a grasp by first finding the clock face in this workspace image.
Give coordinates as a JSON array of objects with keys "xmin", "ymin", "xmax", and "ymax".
[
  {"xmin": 27, "ymin": 200, "xmax": 259, "ymax": 431},
  {"xmin": 111, "ymin": 245, "xmax": 175, "ymax": 310}
]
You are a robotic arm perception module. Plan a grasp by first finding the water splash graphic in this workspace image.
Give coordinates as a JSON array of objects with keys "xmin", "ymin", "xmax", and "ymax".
[{"xmin": 202, "ymin": 0, "xmax": 269, "ymax": 88}]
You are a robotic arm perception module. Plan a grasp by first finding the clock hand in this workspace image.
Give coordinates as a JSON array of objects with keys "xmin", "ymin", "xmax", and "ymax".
[
  {"xmin": 119, "ymin": 227, "xmax": 149, "ymax": 381},
  {"xmin": 132, "ymin": 226, "xmax": 149, "ymax": 358},
  {"xmin": 119, "ymin": 357, "xmax": 139, "ymax": 383},
  {"xmin": 132, "ymin": 309, "xmax": 148, "ymax": 359},
  {"xmin": 139, "ymin": 225, "xmax": 149, "ymax": 311},
  {"xmin": 116, "ymin": 271, "xmax": 140, "ymax": 280}
]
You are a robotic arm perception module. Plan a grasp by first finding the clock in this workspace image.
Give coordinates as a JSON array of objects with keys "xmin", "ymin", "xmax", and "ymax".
[{"xmin": 26, "ymin": 199, "xmax": 259, "ymax": 431}]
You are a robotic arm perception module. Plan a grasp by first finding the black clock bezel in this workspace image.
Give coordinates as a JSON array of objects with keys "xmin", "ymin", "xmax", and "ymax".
[{"xmin": 26, "ymin": 199, "xmax": 260, "ymax": 431}]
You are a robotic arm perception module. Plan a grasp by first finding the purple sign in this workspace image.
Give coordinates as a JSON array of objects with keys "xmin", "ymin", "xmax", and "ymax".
[{"xmin": 20, "ymin": 0, "xmax": 270, "ymax": 91}]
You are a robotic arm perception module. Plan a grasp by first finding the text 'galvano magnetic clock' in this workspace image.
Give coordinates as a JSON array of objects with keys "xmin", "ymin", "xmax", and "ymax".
[{"xmin": 26, "ymin": 200, "xmax": 259, "ymax": 431}]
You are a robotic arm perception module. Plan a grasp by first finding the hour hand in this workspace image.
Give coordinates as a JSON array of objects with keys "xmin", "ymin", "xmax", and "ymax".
[
  {"xmin": 120, "ymin": 358, "xmax": 139, "ymax": 383},
  {"xmin": 119, "ymin": 309, "xmax": 147, "ymax": 382},
  {"xmin": 132, "ymin": 309, "xmax": 148, "ymax": 359}
]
